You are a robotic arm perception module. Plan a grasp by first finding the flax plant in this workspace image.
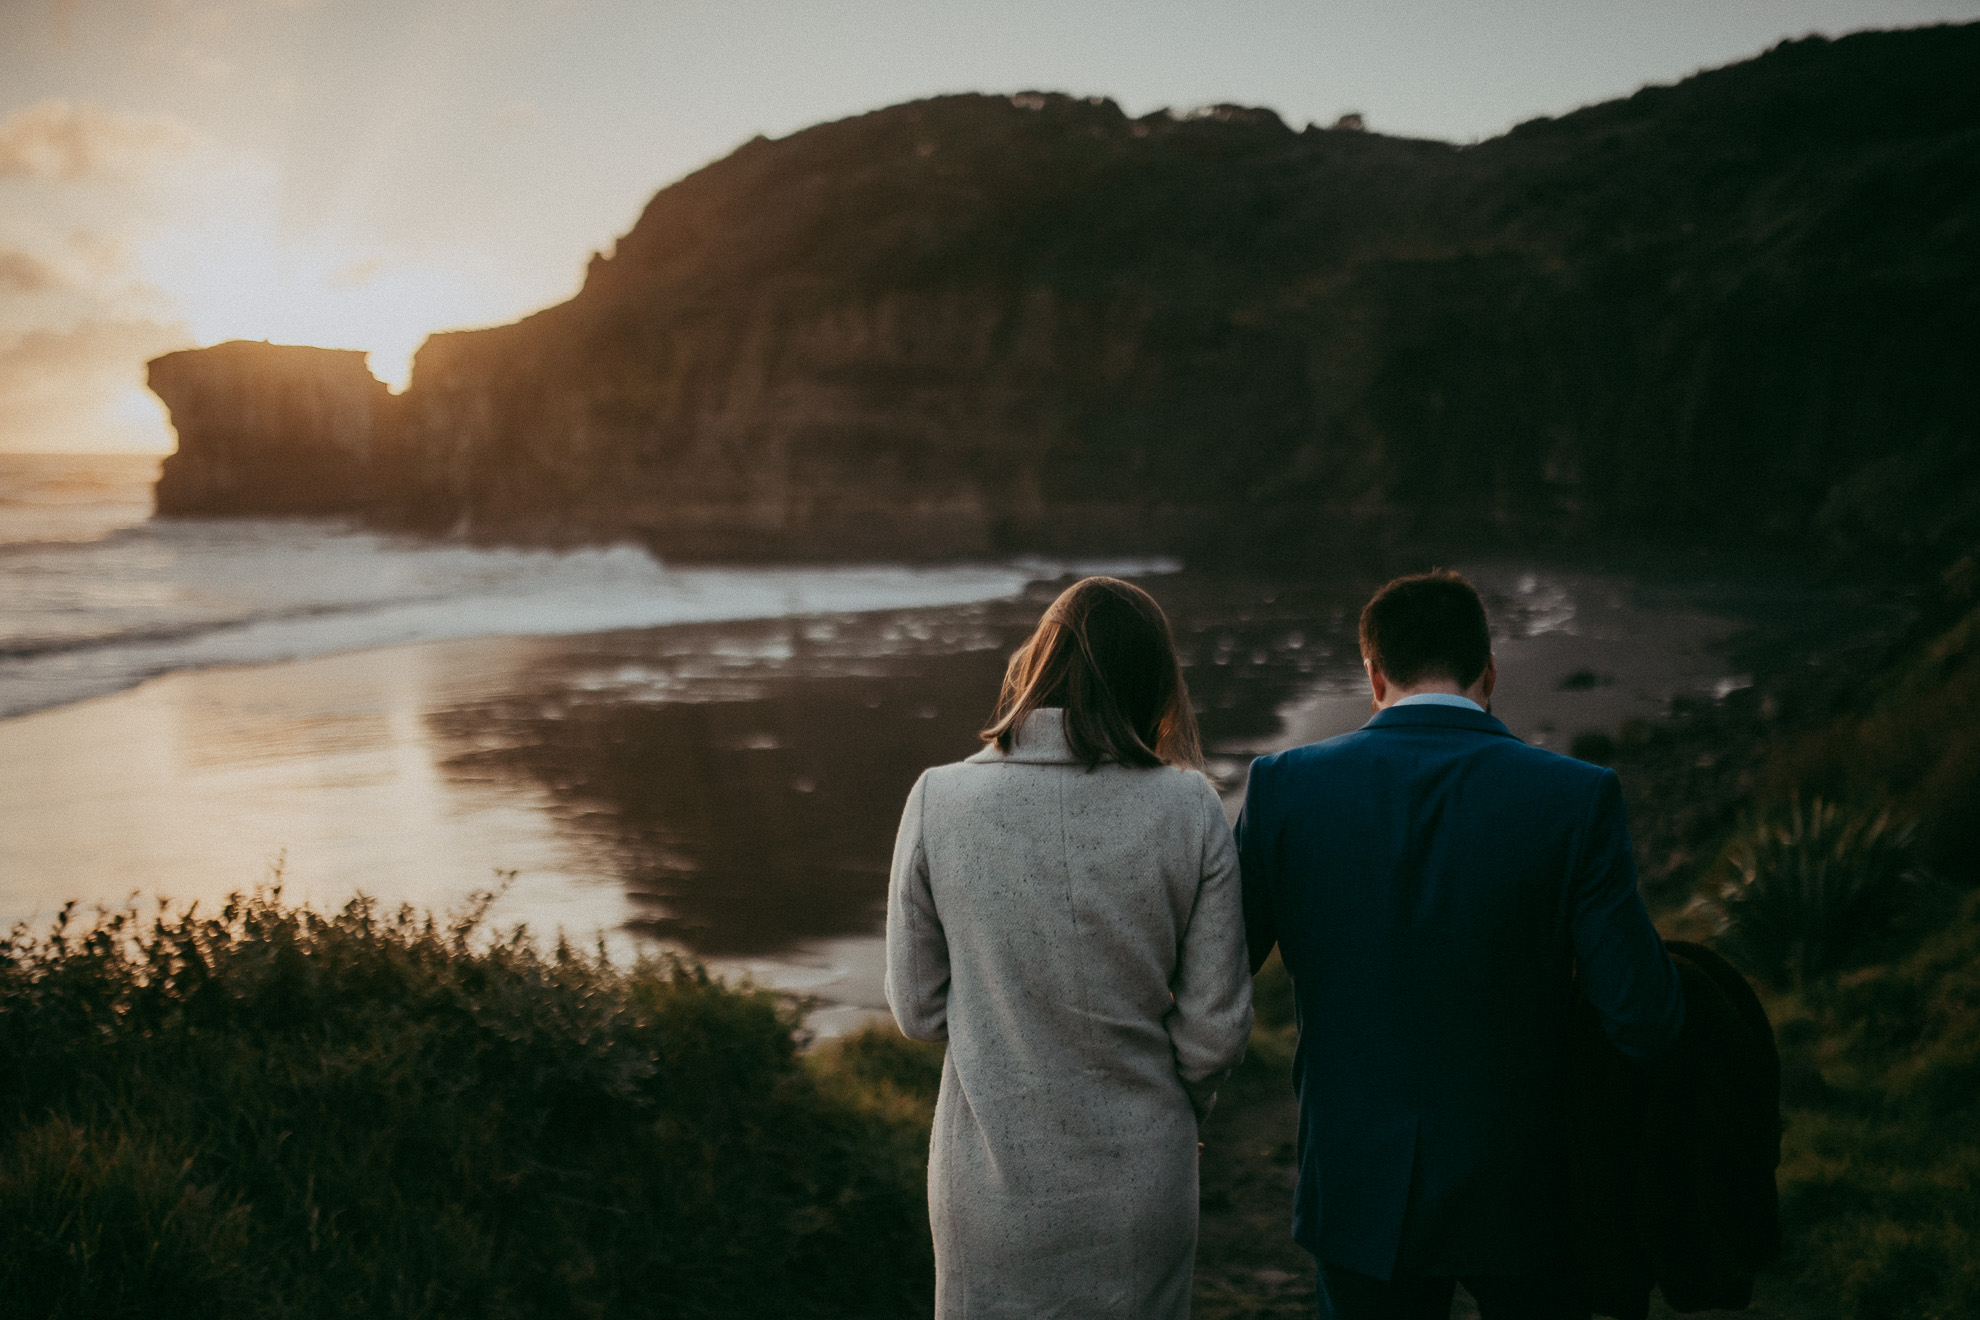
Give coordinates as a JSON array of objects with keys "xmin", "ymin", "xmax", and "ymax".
[{"xmin": 1719, "ymin": 796, "xmax": 1940, "ymax": 990}]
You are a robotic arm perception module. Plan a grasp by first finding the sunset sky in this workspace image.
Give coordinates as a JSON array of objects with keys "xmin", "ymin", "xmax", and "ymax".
[{"xmin": 3, "ymin": 0, "xmax": 1975, "ymax": 453}]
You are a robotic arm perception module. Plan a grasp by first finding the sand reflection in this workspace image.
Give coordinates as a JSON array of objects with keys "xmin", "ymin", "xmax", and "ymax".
[{"xmin": 0, "ymin": 636, "xmax": 621, "ymax": 938}]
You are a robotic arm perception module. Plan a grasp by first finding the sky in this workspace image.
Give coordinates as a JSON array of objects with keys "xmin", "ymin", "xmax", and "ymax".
[{"xmin": 2, "ymin": 0, "xmax": 1975, "ymax": 453}]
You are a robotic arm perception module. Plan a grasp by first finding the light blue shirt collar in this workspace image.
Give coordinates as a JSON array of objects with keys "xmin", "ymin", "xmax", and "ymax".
[{"xmin": 1390, "ymin": 692, "xmax": 1485, "ymax": 712}]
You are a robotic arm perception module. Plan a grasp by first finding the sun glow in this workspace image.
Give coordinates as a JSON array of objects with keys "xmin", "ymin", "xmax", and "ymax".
[
  {"xmin": 146, "ymin": 233, "xmax": 493, "ymax": 393},
  {"xmin": 134, "ymin": 156, "xmax": 530, "ymax": 394}
]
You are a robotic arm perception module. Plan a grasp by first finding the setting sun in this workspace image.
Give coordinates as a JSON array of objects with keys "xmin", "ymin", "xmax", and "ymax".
[{"xmin": 145, "ymin": 194, "xmax": 535, "ymax": 395}]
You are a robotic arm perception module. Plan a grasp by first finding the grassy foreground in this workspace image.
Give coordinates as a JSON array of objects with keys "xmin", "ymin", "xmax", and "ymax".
[
  {"xmin": 1763, "ymin": 891, "xmax": 1980, "ymax": 1319},
  {"xmin": 0, "ymin": 893, "xmax": 936, "ymax": 1319}
]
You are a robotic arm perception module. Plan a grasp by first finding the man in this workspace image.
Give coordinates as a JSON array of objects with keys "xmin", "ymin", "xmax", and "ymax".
[{"xmin": 1236, "ymin": 570, "xmax": 1684, "ymax": 1320}]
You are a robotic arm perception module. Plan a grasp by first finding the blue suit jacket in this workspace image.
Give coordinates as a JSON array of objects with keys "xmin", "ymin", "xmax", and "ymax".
[{"xmin": 1236, "ymin": 703, "xmax": 1684, "ymax": 1281}]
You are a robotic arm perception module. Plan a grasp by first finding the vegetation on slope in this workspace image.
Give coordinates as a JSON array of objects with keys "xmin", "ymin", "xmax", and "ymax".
[
  {"xmin": 1739, "ymin": 577, "xmax": 1979, "ymax": 1320},
  {"xmin": 1764, "ymin": 889, "xmax": 1980, "ymax": 1320},
  {"xmin": 0, "ymin": 893, "xmax": 933, "ymax": 1319},
  {"xmin": 1589, "ymin": 549, "xmax": 1980, "ymax": 1319}
]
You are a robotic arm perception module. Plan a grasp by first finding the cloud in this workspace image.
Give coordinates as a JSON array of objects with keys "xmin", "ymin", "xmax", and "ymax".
[
  {"xmin": 0, "ymin": 318, "xmax": 190, "ymax": 452},
  {"xmin": 0, "ymin": 251, "xmax": 62, "ymax": 293},
  {"xmin": 0, "ymin": 100, "xmax": 199, "ymax": 181}
]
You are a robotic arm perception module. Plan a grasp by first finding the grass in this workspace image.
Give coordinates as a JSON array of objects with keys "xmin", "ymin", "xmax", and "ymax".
[
  {"xmin": 1759, "ymin": 888, "xmax": 1980, "ymax": 1320},
  {"xmin": 0, "ymin": 890, "xmax": 934, "ymax": 1319}
]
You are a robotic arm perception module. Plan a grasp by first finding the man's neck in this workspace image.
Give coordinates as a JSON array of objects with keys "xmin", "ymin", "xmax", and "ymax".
[
  {"xmin": 1366, "ymin": 659, "xmax": 1496, "ymax": 712},
  {"xmin": 1387, "ymin": 691, "xmax": 1485, "ymax": 712},
  {"xmin": 1378, "ymin": 688, "xmax": 1473, "ymax": 708}
]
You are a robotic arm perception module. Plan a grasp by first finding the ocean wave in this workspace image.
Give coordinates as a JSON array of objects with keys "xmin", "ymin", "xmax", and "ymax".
[
  {"xmin": 0, "ymin": 513, "xmax": 1178, "ymax": 721},
  {"xmin": 0, "ymin": 596, "xmax": 452, "ymax": 661}
]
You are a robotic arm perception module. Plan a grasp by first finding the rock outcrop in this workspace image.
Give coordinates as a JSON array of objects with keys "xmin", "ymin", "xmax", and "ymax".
[
  {"xmin": 151, "ymin": 24, "xmax": 1980, "ymax": 561},
  {"xmin": 151, "ymin": 341, "xmax": 394, "ymax": 517}
]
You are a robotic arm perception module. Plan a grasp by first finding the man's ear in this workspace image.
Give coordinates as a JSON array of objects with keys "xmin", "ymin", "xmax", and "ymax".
[
  {"xmin": 1479, "ymin": 656, "xmax": 1497, "ymax": 702},
  {"xmin": 1365, "ymin": 657, "xmax": 1388, "ymax": 709}
]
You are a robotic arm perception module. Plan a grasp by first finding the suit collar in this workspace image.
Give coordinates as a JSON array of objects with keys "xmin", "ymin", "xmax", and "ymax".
[
  {"xmin": 964, "ymin": 707, "xmax": 1080, "ymax": 764},
  {"xmin": 1363, "ymin": 703, "xmax": 1521, "ymax": 740}
]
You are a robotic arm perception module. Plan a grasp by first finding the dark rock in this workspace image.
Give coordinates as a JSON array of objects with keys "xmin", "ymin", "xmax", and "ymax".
[{"xmin": 151, "ymin": 341, "xmax": 393, "ymax": 518}]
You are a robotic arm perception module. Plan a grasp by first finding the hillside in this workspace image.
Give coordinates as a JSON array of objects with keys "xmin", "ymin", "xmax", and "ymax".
[{"xmin": 154, "ymin": 24, "xmax": 1980, "ymax": 561}]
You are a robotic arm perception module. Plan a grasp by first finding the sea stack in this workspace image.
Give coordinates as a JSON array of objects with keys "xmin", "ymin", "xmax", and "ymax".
[{"xmin": 150, "ymin": 341, "xmax": 394, "ymax": 518}]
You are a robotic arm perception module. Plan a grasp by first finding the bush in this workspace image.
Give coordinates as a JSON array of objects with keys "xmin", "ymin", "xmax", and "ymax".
[
  {"xmin": 0, "ymin": 892, "xmax": 934, "ymax": 1319},
  {"xmin": 1717, "ymin": 796, "xmax": 1943, "ymax": 988}
]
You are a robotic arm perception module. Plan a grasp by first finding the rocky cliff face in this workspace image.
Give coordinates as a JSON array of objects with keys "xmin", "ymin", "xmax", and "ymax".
[
  {"xmin": 151, "ymin": 341, "xmax": 394, "ymax": 518},
  {"xmin": 151, "ymin": 24, "xmax": 1980, "ymax": 561}
]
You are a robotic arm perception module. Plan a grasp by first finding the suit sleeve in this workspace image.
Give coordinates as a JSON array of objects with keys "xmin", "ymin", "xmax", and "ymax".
[
  {"xmin": 1570, "ymin": 769, "xmax": 1685, "ymax": 1060},
  {"xmin": 1167, "ymin": 777, "xmax": 1255, "ymax": 1123},
  {"xmin": 884, "ymin": 771, "xmax": 950, "ymax": 1041},
  {"xmin": 1234, "ymin": 757, "xmax": 1278, "ymax": 975}
]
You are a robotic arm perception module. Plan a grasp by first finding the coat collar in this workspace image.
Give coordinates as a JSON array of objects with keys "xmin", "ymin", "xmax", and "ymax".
[
  {"xmin": 964, "ymin": 707, "xmax": 1080, "ymax": 764},
  {"xmin": 1363, "ymin": 702, "xmax": 1522, "ymax": 740}
]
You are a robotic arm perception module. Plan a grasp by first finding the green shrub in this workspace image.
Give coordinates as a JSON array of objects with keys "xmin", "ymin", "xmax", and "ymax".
[
  {"xmin": 0, "ymin": 892, "xmax": 933, "ymax": 1319},
  {"xmin": 812, "ymin": 1024, "xmax": 944, "ymax": 1107},
  {"xmin": 1717, "ymin": 796, "xmax": 1942, "ymax": 988}
]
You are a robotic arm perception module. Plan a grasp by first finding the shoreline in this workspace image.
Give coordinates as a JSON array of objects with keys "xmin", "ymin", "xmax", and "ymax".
[
  {"xmin": 0, "ymin": 522, "xmax": 1169, "ymax": 723},
  {"xmin": 2, "ymin": 554, "xmax": 1841, "ymax": 1006}
]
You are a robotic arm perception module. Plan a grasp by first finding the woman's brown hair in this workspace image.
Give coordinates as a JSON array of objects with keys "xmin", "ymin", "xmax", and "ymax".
[{"xmin": 980, "ymin": 576, "xmax": 1204, "ymax": 770}]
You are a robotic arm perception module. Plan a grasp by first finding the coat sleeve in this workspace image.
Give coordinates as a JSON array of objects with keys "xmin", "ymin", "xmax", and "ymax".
[
  {"xmin": 1167, "ymin": 777, "xmax": 1256, "ymax": 1123},
  {"xmin": 1234, "ymin": 755, "xmax": 1278, "ymax": 975},
  {"xmin": 884, "ymin": 770, "xmax": 950, "ymax": 1042},
  {"xmin": 1570, "ymin": 769, "xmax": 1685, "ymax": 1060}
]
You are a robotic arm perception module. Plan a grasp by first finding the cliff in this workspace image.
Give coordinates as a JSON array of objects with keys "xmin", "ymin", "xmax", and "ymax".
[
  {"xmin": 152, "ymin": 24, "xmax": 1980, "ymax": 561},
  {"xmin": 151, "ymin": 341, "xmax": 394, "ymax": 517}
]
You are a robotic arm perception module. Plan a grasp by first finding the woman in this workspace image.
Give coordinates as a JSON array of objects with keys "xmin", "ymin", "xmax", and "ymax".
[{"xmin": 886, "ymin": 576, "xmax": 1254, "ymax": 1319}]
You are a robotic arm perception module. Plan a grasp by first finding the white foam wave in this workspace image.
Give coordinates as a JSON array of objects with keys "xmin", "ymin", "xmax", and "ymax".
[{"xmin": 0, "ymin": 513, "xmax": 1178, "ymax": 721}]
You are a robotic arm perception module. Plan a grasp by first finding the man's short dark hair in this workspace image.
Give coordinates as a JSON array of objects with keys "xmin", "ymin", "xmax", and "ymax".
[{"xmin": 1359, "ymin": 570, "xmax": 1492, "ymax": 689}]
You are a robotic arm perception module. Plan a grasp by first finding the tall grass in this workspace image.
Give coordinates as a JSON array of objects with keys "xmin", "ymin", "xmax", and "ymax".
[{"xmin": 0, "ymin": 891, "xmax": 933, "ymax": 1319}]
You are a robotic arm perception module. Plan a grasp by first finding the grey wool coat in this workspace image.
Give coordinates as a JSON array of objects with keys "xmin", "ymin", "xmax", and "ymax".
[{"xmin": 886, "ymin": 708, "xmax": 1254, "ymax": 1319}]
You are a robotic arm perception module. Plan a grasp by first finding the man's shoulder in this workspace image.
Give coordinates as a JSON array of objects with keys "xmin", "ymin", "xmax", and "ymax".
[
  {"xmin": 1251, "ymin": 721, "xmax": 1613, "ymax": 788},
  {"xmin": 1249, "ymin": 727, "xmax": 1374, "ymax": 778}
]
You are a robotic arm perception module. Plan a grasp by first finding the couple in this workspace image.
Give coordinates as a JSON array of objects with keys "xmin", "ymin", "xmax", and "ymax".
[{"xmin": 885, "ymin": 572, "xmax": 1684, "ymax": 1320}]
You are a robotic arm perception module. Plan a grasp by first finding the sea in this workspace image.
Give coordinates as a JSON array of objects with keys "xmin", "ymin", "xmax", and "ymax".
[{"xmin": 0, "ymin": 452, "xmax": 1826, "ymax": 1034}]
